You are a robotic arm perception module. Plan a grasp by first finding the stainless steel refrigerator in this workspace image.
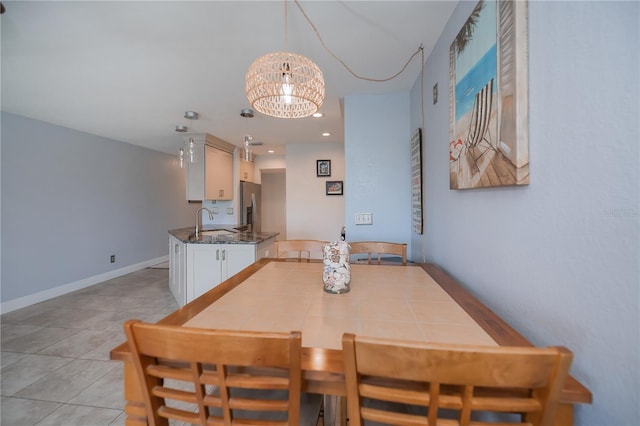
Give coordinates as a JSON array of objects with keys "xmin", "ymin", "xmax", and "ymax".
[{"xmin": 240, "ymin": 181, "xmax": 261, "ymax": 232}]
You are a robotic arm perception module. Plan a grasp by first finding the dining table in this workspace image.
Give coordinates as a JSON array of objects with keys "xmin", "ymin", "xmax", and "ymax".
[{"xmin": 110, "ymin": 258, "xmax": 592, "ymax": 426}]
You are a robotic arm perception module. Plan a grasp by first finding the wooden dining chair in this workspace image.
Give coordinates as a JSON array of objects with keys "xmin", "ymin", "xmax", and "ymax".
[
  {"xmin": 342, "ymin": 333, "xmax": 573, "ymax": 426},
  {"xmin": 274, "ymin": 239, "xmax": 328, "ymax": 261},
  {"xmin": 349, "ymin": 241, "xmax": 407, "ymax": 265},
  {"xmin": 124, "ymin": 320, "xmax": 302, "ymax": 426}
]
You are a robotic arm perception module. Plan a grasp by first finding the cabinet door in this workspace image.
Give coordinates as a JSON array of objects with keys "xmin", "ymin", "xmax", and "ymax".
[
  {"xmin": 223, "ymin": 244, "xmax": 256, "ymax": 280},
  {"xmin": 240, "ymin": 160, "xmax": 255, "ymax": 183},
  {"xmin": 218, "ymin": 149, "xmax": 233, "ymax": 199},
  {"xmin": 186, "ymin": 144, "xmax": 206, "ymax": 201},
  {"xmin": 169, "ymin": 235, "xmax": 186, "ymax": 306},
  {"xmin": 205, "ymin": 147, "xmax": 234, "ymax": 201},
  {"xmin": 187, "ymin": 244, "xmax": 223, "ymax": 302}
]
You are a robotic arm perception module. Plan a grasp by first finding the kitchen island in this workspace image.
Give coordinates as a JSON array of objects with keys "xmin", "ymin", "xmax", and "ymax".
[{"xmin": 168, "ymin": 226, "xmax": 278, "ymax": 306}]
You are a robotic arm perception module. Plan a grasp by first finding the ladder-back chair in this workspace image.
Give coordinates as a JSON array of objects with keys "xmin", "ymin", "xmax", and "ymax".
[
  {"xmin": 124, "ymin": 320, "xmax": 302, "ymax": 426},
  {"xmin": 274, "ymin": 240, "xmax": 328, "ymax": 261},
  {"xmin": 342, "ymin": 332, "xmax": 573, "ymax": 426},
  {"xmin": 349, "ymin": 241, "xmax": 407, "ymax": 265}
]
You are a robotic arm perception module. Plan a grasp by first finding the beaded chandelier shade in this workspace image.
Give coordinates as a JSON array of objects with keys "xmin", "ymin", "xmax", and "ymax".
[{"xmin": 245, "ymin": 1, "xmax": 324, "ymax": 119}]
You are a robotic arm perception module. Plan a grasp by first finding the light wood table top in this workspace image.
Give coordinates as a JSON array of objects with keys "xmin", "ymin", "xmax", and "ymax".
[{"xmin": 184, "ymin": 261, "xmax": 497, "ymax": 350}]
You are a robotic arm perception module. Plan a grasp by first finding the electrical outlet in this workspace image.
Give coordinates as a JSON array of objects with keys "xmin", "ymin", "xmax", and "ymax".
[
  {"xmin": 110, "ymin": 255, "xmax": 115, "ymax": 263},
  {"xmin": 227, "ymin": 207, "xmax": 233, "ymax": 214}
]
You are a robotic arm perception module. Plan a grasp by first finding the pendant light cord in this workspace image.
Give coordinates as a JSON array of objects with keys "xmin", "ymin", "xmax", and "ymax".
[
  {"xmin": 293, "ymin": 0, "xmax": 423, "ymax": 83},
  {"xmin": 284, "ymin": 0, "xmax": 288, "ymax": 52}
]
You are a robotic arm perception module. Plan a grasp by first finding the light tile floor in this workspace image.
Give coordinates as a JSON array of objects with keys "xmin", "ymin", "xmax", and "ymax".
[{"xmin": 1, "ymin": 266, "xmax": 322, "ymax": 425}]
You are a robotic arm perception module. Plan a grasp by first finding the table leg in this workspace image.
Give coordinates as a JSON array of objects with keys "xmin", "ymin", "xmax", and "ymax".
[{"xmin": 323, "ymin": 395, "xmax": 347, "ymax": 426}]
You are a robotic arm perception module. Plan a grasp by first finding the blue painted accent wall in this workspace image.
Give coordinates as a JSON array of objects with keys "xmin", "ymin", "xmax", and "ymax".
[
  {"xmin": 344, "ymin": 93, "xmax": 412, "ymax": 252},
  {"xmin": 412, "ymin": 1, "xmax": 639, "ymax": 424}
]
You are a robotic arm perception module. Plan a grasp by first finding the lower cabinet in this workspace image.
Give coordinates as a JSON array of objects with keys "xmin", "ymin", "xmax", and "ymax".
[
  {"xmin": 169, "ymin": 235, "xmax": 187, "ymax": 306},
  {"xmin": 169, "ymin": 236, "xmax": 277, "ymax": 307},
  {"xmin": 186, "ymin": 244, "xmax": 255, "ymax": 303}
]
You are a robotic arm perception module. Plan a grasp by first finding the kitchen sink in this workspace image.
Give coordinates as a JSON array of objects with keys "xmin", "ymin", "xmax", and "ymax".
[{"xmin": 201, "ymin": 229, "xmax": 236, "ymax": 237}]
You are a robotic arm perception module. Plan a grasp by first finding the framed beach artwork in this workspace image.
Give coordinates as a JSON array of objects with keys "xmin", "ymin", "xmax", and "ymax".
[{"xmin": 449, "ymin": 0, "xmax": 529, "ymax": 189}]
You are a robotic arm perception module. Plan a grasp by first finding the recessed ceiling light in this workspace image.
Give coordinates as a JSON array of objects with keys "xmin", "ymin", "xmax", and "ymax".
[
  {"xmin": 267, "ymin": 150, "xmax": 275, "ymax": 154},
  {"xmin": 175, "ymin": 125, "xmax": 188, "ymax": 133},
  {"xmin": 184, "ymin": 111, "xmax": 199, "ymax": 120},
  {"xmin": 312, "ymin": 112, "xmax": 323, "ymax": 118},
  {"xmin": 322, "ymin": 132, "xmax": 330, "ymax": 137}
]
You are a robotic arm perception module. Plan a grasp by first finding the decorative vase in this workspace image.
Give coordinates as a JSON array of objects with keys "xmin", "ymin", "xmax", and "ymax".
[{"xmin": 322, "ymin": 241, "xmax": 351, "ymax": 294}]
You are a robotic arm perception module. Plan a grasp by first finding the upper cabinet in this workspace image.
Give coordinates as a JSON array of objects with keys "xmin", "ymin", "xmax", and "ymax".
[
  {"xmin": 239, "ymin": 158, "xmax": 255, "ymax": 183},
  {"xmin": 186, "ymin": 133, "xmax": 235, "ymax": 201}
]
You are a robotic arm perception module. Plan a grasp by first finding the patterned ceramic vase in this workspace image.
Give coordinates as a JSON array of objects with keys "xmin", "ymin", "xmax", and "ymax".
[{"xmin": 322, "ymin": 241, "xmax": 351, "ymax": 294}]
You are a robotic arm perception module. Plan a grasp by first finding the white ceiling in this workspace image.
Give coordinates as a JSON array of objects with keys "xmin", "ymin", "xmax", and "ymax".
[{"xmin": 1, "ymin": 1, "xmax": 456, "ymax": 156}]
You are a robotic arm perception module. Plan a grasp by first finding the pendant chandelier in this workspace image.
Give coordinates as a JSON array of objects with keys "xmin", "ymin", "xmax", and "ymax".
[{"xmin": 245, "ymin": 0, "xmax": 324, "ymax": 119}]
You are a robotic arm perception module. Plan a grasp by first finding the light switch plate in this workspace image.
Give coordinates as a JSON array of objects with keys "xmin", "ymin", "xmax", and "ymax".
[
  {"xmin": 227, "ymin": 208, "xmax": 233, "ymax": 214},
  {"xmin": 355, "ymin": 213, "xmax": 373, "ymax": 225}
]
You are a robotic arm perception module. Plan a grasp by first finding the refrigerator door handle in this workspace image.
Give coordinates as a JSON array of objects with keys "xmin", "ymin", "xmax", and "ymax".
[{"xmin": 250, "ymin": 193, "xmax": 257, "ymax": 229}]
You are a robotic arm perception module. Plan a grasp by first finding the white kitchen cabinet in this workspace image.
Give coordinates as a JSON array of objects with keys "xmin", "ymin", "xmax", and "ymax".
[
  {"xmin": 205, "ymin": 146, "xmax": 233, "ymax": 200},
  {"xmin": 186, "ymin": 243, "xmax": 255, "ymax": 302},
  {"xmin": 239, "ymin": 159, "xmax": 255, "ymax": 183},
  {"xmin": 168, "ymin": 235, "xmax": 187, "ymax": 306},
  {"xmin": 186, "ymin": 133, "xmax": 235, "ymax": 201},
  {"xmin": 169, "ymin": 231, "xmax": 278, "ymax": 307}
]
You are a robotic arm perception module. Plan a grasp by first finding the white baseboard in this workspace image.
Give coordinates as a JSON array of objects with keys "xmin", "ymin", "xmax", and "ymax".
[{"xmin": 1, "ymin": 255, "xmax": 169, "ymax": 314}]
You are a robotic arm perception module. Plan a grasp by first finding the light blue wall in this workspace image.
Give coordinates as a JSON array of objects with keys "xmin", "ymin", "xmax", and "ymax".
[
  {"xmin": 1, "ymin": 112, "xmax": 198, "ymax": 308},
  {"xmin": 413, "ymin": 1, "xmax": 639, "ymax": 424},
  {"xmin": 344, "ymin": 93, "xmax": 412, "ymax": 251}
]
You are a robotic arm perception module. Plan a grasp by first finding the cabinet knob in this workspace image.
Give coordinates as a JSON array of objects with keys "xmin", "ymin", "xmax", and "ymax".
[
  {"xmin": 216, "ymin": 249, "xmax": 220, "ymax": 260},
  {"xmin": 222, "ymin": 249, "xmax": 226, "ymax": 261}
]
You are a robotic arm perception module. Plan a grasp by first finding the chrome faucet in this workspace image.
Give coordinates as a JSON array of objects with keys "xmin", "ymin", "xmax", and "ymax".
[{"xmin": 195, "ymin": 207, "xmax": 215, "ymax": 239}]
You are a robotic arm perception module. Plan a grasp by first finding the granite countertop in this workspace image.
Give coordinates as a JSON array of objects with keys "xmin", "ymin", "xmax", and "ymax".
[{"xmin": 169, "ymin": 226, "xmax": 279, "ymax": 245}]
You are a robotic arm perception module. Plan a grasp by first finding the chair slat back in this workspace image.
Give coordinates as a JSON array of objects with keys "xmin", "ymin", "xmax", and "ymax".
[
  {"xmin": 124, "ymin": 320, "xmax": 302, "ymax": 426},
  {"xmin": 349, "ymin": 241, "xmax": 407, "ymax": 265},
  {"xmin": 274, "ymin": 240, "xmax": 328, "ymax": 261},
  {"xmin": 342, "ymin": 333, "xmax": 572, "ymax": 426}
]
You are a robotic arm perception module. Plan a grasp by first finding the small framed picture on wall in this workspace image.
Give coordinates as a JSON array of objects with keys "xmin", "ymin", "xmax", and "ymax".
[
  {"xmin": 326, "ymin": 181, "xmax": 343, "ymax": 196},
  {"xmin": 317, "ymin": 159, "xmax": 331, "ymax": 177}
]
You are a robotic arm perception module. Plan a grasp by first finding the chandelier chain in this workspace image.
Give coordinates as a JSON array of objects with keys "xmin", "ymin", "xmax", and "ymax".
[{"xmin": 293, "ymin": 0, "xmax": 424, "ymax": 83}]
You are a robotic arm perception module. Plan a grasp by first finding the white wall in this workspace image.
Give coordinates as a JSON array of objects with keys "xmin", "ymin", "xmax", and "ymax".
[
  {"xmin": 344, "ymin": 93, "xmax": 412, "ymax": 252},
  {"xmin": 261, "ymin": 171, "xmax": 286, "ymax": 240},
  {"xmin": 286, "ymin": 143, "xmax": 344, "ymax": 241},
  {"xmin": 413, "ymin": 1, "xmax": 639, "ymax": 424},
  {"xmin": 1, "ymin": 112, "xmax": 198, "ymax": 311},
  {"xmin": 255, "ymin": 154, "xmax": 286, "ymax": 185}
]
